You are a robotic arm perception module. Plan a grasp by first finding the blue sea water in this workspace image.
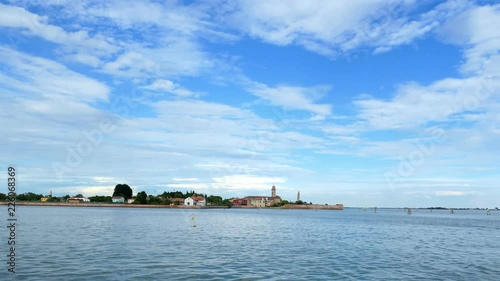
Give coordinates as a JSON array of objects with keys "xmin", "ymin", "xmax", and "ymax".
[{"xmin": 5, "ymin": 206, "xmax": 500, "ymax": 280}]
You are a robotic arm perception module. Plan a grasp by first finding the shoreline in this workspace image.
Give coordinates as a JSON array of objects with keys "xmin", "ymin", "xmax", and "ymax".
[{"xmin": 1, "ymin": 202, "xmax": 344, "ymax": 210}]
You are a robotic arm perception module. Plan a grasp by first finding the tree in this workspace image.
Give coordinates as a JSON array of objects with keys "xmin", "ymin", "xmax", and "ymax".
[
  {"xmin": 221, "ymin": 199, "xmax": 233, "ymax": 208},
  {"xmin": 89, "ymin": 195, "xmax": 112, "ymax": 203},
  {"xmin": 160, "ymin": 198, "xmax": 172, "ymax": 205},
  {"xmin": 17, "ymin": 192, "xmax": 43, "ymax": 201},
  {"xmin": 47, "ymin": 197, "xmax": 60, "ymax": 202},
  {"xmin": 148, "ymin": 195, "xmax": 162, "ymax": 205},
  {"xmin": 113, "ymin": 184, "xmax": 133, "ymax": 200},
  {"xmin": 134, "ymin": 191, "xmax": 148, "ymax": 204},
  {"xmin": 0, "ymin": 193, "xmax": 7, "ymax": 201},
  {"xmin": 208, "ymin": 195, "xmax": 223, "ymax": 206}
]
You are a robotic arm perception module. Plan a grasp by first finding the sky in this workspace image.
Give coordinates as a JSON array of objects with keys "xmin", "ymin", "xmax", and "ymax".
[{"xmin": 0, "ymin": 0, "xmax": 499, "ymax": 208}]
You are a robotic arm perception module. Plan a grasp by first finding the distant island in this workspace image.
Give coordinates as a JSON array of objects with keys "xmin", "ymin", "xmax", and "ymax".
[{"xmin": 0, "ymin": 184, "xmax": 344, "ymax": 210}]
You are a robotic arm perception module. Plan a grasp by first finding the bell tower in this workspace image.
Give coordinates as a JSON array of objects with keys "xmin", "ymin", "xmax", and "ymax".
[{"xmin": 271, "ymin": 185, "xmax": 276, "ymax": 197}]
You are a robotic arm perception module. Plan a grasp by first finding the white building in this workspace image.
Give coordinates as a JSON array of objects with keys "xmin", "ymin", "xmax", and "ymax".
[
  {"xmin": 184, "ymin": 196, "xmax": 206, "ymax": 206},
  {"xmin": 69, "ymin": 195, "xmax": 90, "ymax": 202},
  {"xmin": 184, "ymin": 197, "xmax": 195, "ymax": 206},
  {"xmin": 112, "ymin": 196, "xmax": 125, "ymax": 203}
]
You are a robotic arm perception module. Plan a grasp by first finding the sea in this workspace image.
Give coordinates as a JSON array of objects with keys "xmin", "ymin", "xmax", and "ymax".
[{"xmin": 5, "ymin": 206, "xmax": 500, "ymax": 280}]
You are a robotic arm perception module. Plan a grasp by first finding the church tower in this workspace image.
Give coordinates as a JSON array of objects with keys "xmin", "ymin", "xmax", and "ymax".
[
  {"xmin": 297, "ymin": 191, "xmax": 300, "ymax": 202},
  {"xmin": 271, "ymin": 185, "xmax": 276, "ymax": 197}
]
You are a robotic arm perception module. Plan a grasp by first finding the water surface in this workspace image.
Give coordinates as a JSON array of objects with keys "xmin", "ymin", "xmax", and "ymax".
[{"xmin": 7, "ymin": 207, "xmax": 500, "ymax": 280}]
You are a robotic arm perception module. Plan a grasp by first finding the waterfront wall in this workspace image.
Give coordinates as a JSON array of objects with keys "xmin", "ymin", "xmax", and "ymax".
[{"xmin": 280, "ymin": 204, "xmax": 344, "ymax": 210}]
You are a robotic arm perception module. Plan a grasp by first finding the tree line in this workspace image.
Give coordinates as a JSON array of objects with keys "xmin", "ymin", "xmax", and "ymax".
[{"xmin": 0, "ymin": 184, "xmax": 232, "ymax": 207}]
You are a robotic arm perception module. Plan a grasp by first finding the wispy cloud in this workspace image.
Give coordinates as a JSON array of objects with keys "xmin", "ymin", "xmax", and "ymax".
[
  {"xmin": 142, "ymin": 79, "xmax": 200, "ymax": 97},
  {"xmin": 226, "ymin": 0, "xmax": 471, "ymax": 56},
  {"xmin": 247, "ymin": 82, "xmax": 332, "ymax": 115}
]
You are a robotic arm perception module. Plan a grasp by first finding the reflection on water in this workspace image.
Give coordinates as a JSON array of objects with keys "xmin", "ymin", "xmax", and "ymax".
[{"xmin": 11, "ymin": 207, "xmax": 500, "ymax": 280}]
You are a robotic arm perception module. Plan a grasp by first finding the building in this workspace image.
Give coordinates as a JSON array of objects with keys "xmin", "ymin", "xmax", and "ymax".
[
  {"xmin": 112, "ymin": 196, "xmax": 125, "ymax": 203},
  {"xmin": 127, "ymin": 197, "xmax": 136, "ymax": 204},
  {"xmin": 184, "ymin": 196, "xmax": 206, "ymax": 206},
  {"xmin": 68, "ymin": 194, "xmax": 90, "ymax": 202},
  {"xmin": 232, "ymin": 198, "xmax": 248, "ymax": 206},
  {"xmin": 244, "ymin": 185, "xmax": 282, "ymax": 207},
  {"xmin": 41, "ymin": 190, "xmax": 53, "ymax": 202}
]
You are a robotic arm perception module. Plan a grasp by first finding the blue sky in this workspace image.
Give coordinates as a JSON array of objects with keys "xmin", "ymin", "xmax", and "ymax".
[{"xmin": 1, "ymin": 0, "xmax": 499, "ymax": 207}]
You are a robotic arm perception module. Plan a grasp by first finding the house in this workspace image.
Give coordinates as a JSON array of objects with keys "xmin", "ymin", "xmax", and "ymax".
[
  {"xmin": 68, "ymin": 195, "xmax": 90, "ymax": 202},
  {"xmin": 244, "ymin": 185, "xmax": 281, "ymax": 207},
  {"xmin": 184, "ymin": 196, "xmax": 206, "ymax": 206},
  {"xmin": 112, "ymin": 196, "xmax": 125, "ymax": 203},
  {"xmin": 232, "ymin": 198, "xmax": 248, "ymax": 206},
  {"xmin": 184, "ymin": 197, "xmax": 195, "ymax": 206},
  {"xmin": 127, "ymin": 197, "xmax": 136, "ymax": 204},
  {"xmin": 193, "ymin": 196, "xmax": 206, "ymax": 206}
]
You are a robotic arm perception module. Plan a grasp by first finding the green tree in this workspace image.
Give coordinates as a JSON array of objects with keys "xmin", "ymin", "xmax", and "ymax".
[
  {"xmin": 113, "ymin": 184, "xmax": 133, "ymax": 200},
  {"xmin": 0, "ymin": 193, "xmax": 7, "ymax": 201},
  {"xmin": 17, "ymin": 192, "xmax": 43, "ymax": 201},
  {"xmin": 208, "ymin": 195, "xmax": 223, "ymax": 206},
  {"xmin": 221, "ymin": 199, "xmax": 233, "ymax": 208},
  {"xmin": 89, "ymin": 195, "xmax": 112, "ymax": 203},
  {"xmin": 47, "ymin": 197, "xmax": 60, "ymax": 202},
  {"xmin": 135, "ymin": 191, "xmax": 148, "ymax": 204},
  {"xmin": 160, "ymin": 198, "xmax": 172, "ymax": 205},
  {"xmin": 148, "ymin": 195, "xmax": 162, "ymax": 204}
]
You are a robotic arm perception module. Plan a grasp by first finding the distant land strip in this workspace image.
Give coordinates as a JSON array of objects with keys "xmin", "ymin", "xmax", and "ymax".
[{"xmin": 0, "ymin": 202, "xmax": 343, "ymax": 210}]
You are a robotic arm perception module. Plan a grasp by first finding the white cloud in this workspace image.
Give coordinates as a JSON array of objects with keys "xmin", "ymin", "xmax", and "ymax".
[
  {"xmin": 52, "ymin": 185, "xmax": 115, "ymax": 197},
  {"xmin": 435, "ymin": 191, "xmax": 474, "ymax": 196},
  {"xmin": 438, "ymin": 4, "xmax": 500, "ymax": 77},
  {"xmin": 0, "ymin": 46, "xmax": 109, "ymax": 102},
  {"xmin": 93, "ymin": 177, "xmax": 116, "ymax": 183},
  {"xmin": 165, "ymin": 183, "xmax": 207, "ymax": 189},
  {"xmin": 173, "ymin": 178, "xmax": 199, "ymax": 182},
  {"xmin": 355, "ymin": 77, "xmax": 499, "ymax": 130},
  {"xmin": 228, "ymin": 0, "xmax": 470, "ymax": 56},
  {"xmin": 247, "ymin": 83, "xmax": 332, "ymax": 115},
  {"xmin": 143, "ymin": 79, "xmax": 200, "ymax": 97},
  {"xmin": 211, "ymin": 174, "xmax": 286, "ymax": 190},
  {"xmin": 354, "ymin": 4, "xmax": 500, "ymax": 130},
  {"xmin": 0, "ymin": 3, "xmax": 117, "ymax": 64},
  {"xmin": 101, "ymin": 39, "xmax": 214, "ymax": 78}
]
